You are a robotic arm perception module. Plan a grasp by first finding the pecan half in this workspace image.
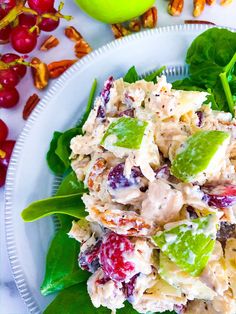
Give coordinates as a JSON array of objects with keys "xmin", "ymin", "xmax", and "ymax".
[
  {"xmin": 168, "ymin": 0, "xmax": 184, "ymax": 16},
  {"xmin": 141, "ymin": 7, "xmax": 158, "ymax": 28},
  {"xmin": 23, "ymin": 93, "xmax": 40, "ymax": 120},
  {"xmin": 193, "ymin": 0, "xmax": 205, "ymax": 17},
  {"xmin": 129, "ymin": 19, "xmax": 141, "ymax": 32},
  {"xmin": 31, "ymin": 57, "xmax": 49, "ymax": 90},
  {"xmin": 74, "ymin": 39, "xmax": 92, "ymax": 58},
  {"xmin": 185, "ymin": 19, "xmax": 215, "ymax": 25},
  {"xmin": 40, "ymin": 35, "xmax": 59, "ymax": 51},
  {"xmin": 47, "ymin": 59, "xmax": 77, "ymax": 78},
  {"xmin": 111, "ymin": 24, "xmax": 131, "ymax": 39},
  {"xmin": 65, "ymin": 26, "xmax": 83, "ymax": 42},
  {"xmin": 206, "ymin": 0, "xmax": 215, "ymax": 4}
]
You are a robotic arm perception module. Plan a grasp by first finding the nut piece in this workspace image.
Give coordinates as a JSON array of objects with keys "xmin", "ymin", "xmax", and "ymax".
[
  {"xmin": 65, "ymin": 26, "xmax": 83, "ymax": 42},
  {"xmin": 31, "ymin": 57, "xmax": 49, "ymax": 90},
  {"xmin": 111, "ymin": 24, "xmax": 131, "ymax": 39},
  {"xmin": 220, "ymin": 0, "xmax": 232, "ymax": 5},
  {"xmin": 48, "ymin": 59, "xmax": 77, "ymax": 79},
  {"xmin": 129, "ymin": 19, "xmax": 141, "ymax": 32},
  {"xmin": 185, "ymin": 19, "xmax": 215, "ymax": 25},
  {"xmin": 168, "ymin": 0, "xmax": 184, "ymax": 16},
  {"xmin": 193, "ymin": 0, "xmax": 206, "ymax": 17},
  {"xmin": 141, "ymin": 7, "xmax": 158, "ymax": 28},
  {"xmin": 74, "ymin": 39, "xmax": 92, "ymax": 58},
  {"xmin": 40, "ymin": 35, "xmax": 59, "ymax": 51},
  {"xmin": 206, "ymin": 0, "xmax": 215, "ymax": 5},
  {"xmin": 23, "ymin": 93, "xmax": 40, "ymax": 120}
]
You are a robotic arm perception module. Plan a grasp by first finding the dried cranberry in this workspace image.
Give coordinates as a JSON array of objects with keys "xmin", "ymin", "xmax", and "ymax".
[
  {"xmin": 202, "ymin": 184, "xmax": 236, "ymax": 208},
  {"xmin": 186, "ymin": 206, "xmax": 198, "ymax": 219},
  {"xmin": 196, "ymin": 111, "xmax": 203, "ymax": 127},
  {"xmin": 155, "ymin": 164, "xmax": 170, "ymax": 180},
  {"xmin": 99, "ymin": 232, "xmax": 136, "ymax": 282},
  {"xmin": 108, "ymin": 163, "xmax": 142, "ymax": 190},
  {"xmin": 217, "ymin": 221, "xmax": 236, "ymax": 246},
  {"xmin": 118, "ymin": 109, "xmax": 135, "ymax": 118},
  {"xmin": 122, "ymin": 273, "xmax": 139, "ymax": 302},
  {"xmin": 174, "ymin": 304, "xmax": 186, "ymax": 314},
  {"xmin": 97, "ymin": 76, "xmax": 114, "ymax": 119},
  {"xmin": 78, "ymin": 240, "xmax": 101, "ymax": 273}
]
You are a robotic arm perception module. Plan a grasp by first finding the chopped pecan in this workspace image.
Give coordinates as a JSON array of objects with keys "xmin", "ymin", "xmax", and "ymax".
[
  {"xmin": 74, "ymin": 39, "xmax": 92, "ymax": 58},
  {"xmin": 206, "ymin": 0, "xmax": 215, "ymax": 4},
  {"xmin": 168, "ymin": 0, "xmax": 184, "ymax": 16},
  {"xmin": 40, "ymin": 35, "xmax": 59, "ymax": 51},
  {"xmin": 47, "ymin": 59, "xmax": 77, "ymax": 78},
  {"xmin": 65, "ymin": 26, "xmax": 83, "ymax": 42},
  {"xmin": 193, "ymin": 0, "xmax": 205, "ymax": 17},
  {"xmin": 111, "ymin": 24, "xmax": 131, "ymax": 39},
  {"xmin": 23, "ymin": 93, "xmax": 40, "ymax": 120},
  {"xmin": 129, "ymin": 19, "xmax": 141, "ymax": 32},
  {"xmin": 185, "ymin": 19, "xmax": 215, "ymax": 25},
  {"xmin": 141, "ymin": 7, "xmax": 158, "ymax": 28},
  {"xmin": 31, "ymin": 57, "xmax": 49, "ymax": 90},
  {"xmin": 220, "ymin": 0, "xmax": 232, "ymax": 5}
]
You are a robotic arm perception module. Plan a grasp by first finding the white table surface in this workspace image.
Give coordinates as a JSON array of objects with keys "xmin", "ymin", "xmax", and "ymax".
[{"xmin": 1, "ymin": 0, "xmax": 236, "ymax": 313}]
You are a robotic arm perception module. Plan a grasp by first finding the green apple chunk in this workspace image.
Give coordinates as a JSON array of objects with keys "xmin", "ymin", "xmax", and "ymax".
[
  {"xmin": 152, "ymin": 215, "xmax": 217, "ymax": 277},
  {"xmin": 159, "ymin": 253, "xmax": 216, "ymax": 300},
  {"xmin": 101, "ymin": 117, "xmax": 148, "ymax": 150},
  {"xmin": 171, "ymin": 130, "xmax": 230, "ymax": 182},
  {"xmin": 75, "ymin": 0, "xmax": 155, "ymax": 24}
]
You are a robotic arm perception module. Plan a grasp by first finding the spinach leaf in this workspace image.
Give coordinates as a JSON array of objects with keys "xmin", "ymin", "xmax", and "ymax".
[
  {"xmin": 56, "ymin": 171, "xmax": 87, "ymax": 197},
  {"xmin": 185, "ymin": 28, "xmax": 236, "ymax": 114},
  {"xmin": 55, "ymin": 171, "xmax": 87, "ymax": 228},
  {"xmin": 143, "ymin": 66, "xmax": 166, "ymax": 83},
  {"xmin": 41, "ymin": 229, "xmax": 89, "ymax": 296},
  {"xmin": 123, "ymin": 66, "xmax": 139, "ymax": 83},
  {"xmin": 43, "ymin": 283, "xmax": 110, "ymax": 314},
  {"xmin": 46, "ymin": 79, "xmax": 97, "ymax": 175},
  {"xmin": 40, "ymin": 172, "xmax": 89, "ymax": 295},
  {"xmin": 172, "ymin": 77, "xmax": 205, "ymax": 91},
  {"xmin": 46, "ymin": 131, "xmax": 66, "ymax": 175},
  {"xmin": 21, "ymin": 193, "xmax": 86, "ymax": 222},
  {"xmin": 55, "ymin": 126, "xmax": 83, "ymax": 169},
  {"xmin": 78, "ymin": 79, "xmax": 97, "ymax": 127},
  {"xmin": 124, "ymin": 66, "xmax": 166, "ymax": 84}
]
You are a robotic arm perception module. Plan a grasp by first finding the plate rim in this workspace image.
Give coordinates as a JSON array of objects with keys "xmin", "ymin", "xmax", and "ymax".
[{"xmin": 4, "ymin": 23, "xmax": 231, "ymax": 313}]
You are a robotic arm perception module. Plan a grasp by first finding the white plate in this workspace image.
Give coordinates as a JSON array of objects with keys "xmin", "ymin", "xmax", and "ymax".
[{"xmin": 5, "ymin": 24, "xmax": 217, "ymax": 314}]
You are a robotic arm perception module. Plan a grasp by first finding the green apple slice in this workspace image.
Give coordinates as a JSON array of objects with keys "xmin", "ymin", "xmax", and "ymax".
[
  {"xmin": 101, "ymin": 117, "xmax": 148, "ymax": 150},
  {"xmin": 159, "ymin": 253, "xmax": 216, "ymax": 300},
  {"xmin": 152, "ymin": 215, "xmax": 217, "ymax": 276},
  {"xmin": 171, "ymin": 130, "xmax": 230, "ymax": 182}
]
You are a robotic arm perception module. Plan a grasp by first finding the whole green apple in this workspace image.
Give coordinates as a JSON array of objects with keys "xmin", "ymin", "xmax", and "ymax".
[{"xmin": 74, "ymin": 0, "xmax": 155, "ymax": 23}]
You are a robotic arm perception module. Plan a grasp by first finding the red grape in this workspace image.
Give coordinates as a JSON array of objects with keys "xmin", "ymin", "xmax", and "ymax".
[
  {"xmin": 0, "ymin": 140, "xmax": 15, "ymax": 167},
  {"xmin": 0, "ymin": 69, "xmax": 19, "ymax": 87},
  {"xmin": 0, "ymin": 0, "xmax": 16, "ymax": 16},
  {"xmin": 10, "ymin": 26, "xmax": 37, "ymax": 54},
  {"xmin": 39, "ymin": 8, "xmax": 59, "ymax": 32},
  {"xmin": 19, "ymin": 13, "xmax": 37, "ymax": 28},
  {"xmin": 28, "ymin": 0, "xmax": 54, "ymax": 13},
  {"xmin": 1, "ymin": 53, "xmax": 27, "ymax": 78},
  {"xmin": 0, "ymin": 86, "xmax": 19, "ymax": 108},
  {"xmin": 0, "ymin": 24, "xmax": 11, "ymax": 44},
  {"xmin": 0, "ymin": 163, "xmax": 7, "ymax": 188},
  {"xmin": 0, "ymin": 119, "xmax": 8, "ymax": 142}
]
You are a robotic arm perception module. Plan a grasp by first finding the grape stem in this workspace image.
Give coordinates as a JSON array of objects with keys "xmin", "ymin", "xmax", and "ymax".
[{"xmin": 0, "ymin": 3, "xmax": 37, "ymax": 30}]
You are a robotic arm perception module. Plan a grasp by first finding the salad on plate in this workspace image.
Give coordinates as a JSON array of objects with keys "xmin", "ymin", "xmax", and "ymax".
[{"xmin": 21, "ymin": 28, "xmax": 236, "ymax": 314}]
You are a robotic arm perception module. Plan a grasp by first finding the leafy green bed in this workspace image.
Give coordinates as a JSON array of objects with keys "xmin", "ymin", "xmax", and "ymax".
[{"xmin": 21, "ymin": 28, "xmax": 236, "ymax": 314}]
